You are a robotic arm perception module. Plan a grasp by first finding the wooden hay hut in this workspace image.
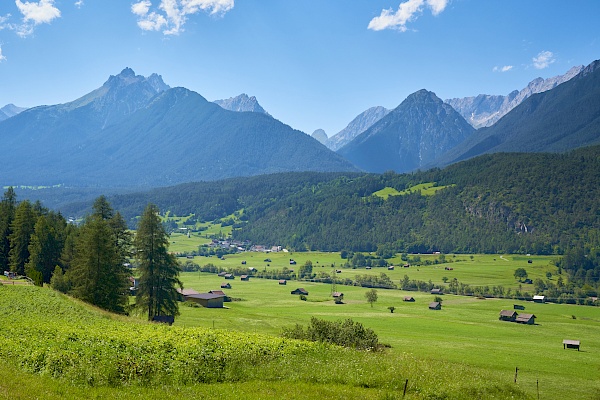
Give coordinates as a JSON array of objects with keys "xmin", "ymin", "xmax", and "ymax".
[
  {"xmin": 224, "ymin": 273, "xmax": 235, "ymax": 280},
  {"xmin": 291, "ymin": 288, "xmax": 309, "ymax": 295},
  {"xmin": 431, "ymin": 288, "xmax": 443, "ymax": 295},
  {"xmin": 403, "ymin": 296, "xmax": 415, "ymax": 302},
  {"xmin": 515, "ymin": 313, "xmax": 536, "ymax": 325},
  {"xmin": 186, "ymin": 293, "xmax": 225, "ymax": 308},
  {"xmin": 240, "ymin": 275, "xmax": 250, "ymax": 281},
  {"xmin": 499, "ymin": 310, "xmax": 517, "ymax": 322},
  {"xmin": 221, "ymin": 282, "xmax": 231, "ymax": 289},
  {"xmin": 278, "ymin": 279, "xmax": 287, "ymax": 285},
  {"xmin": 513, "ymin": 304, "xmax": 525, "ymax": 310},
  {"xmin": 429, "ymin": 301, "xmax": 442, "ymax": 310},
  {"xmin": 563, "ymin": 339, "xmax": 580, "ymax": 351},
  {"xmin": 533, "ymin": 295, "xmax": 545, "ymax": 303}
]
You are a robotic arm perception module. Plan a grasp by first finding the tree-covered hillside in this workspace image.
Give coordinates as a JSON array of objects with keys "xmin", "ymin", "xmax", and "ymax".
[{"xmin": 57, "ymin": 145, "xmax": 600, "ymax": 256}]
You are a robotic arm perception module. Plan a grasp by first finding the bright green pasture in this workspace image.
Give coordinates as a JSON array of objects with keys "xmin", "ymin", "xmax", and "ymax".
[
  {"xmin": 373, "ymin": 182, "xmax": 454, "ymax": 198},
  {"xmin": 177, "ymin": 271, "xmax": 600, "ymax": 400},
  {"xmin": 184, "ymin": 251, "xmax": 559, "ymax": 291},
  {"xmin": 167, "ymin": 223, "xmax": 232, "ymax": 254}
]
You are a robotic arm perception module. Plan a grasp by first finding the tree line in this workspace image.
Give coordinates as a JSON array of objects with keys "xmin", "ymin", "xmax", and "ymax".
[{"xmin": 0, "ymin": 190, "xmax": 181, "ymax": 320}]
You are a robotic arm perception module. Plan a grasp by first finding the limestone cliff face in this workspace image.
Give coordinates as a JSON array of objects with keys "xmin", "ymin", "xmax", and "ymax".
[{"xmin": 446, "ymin": 65, "xmax": 584, "ymax": 128}]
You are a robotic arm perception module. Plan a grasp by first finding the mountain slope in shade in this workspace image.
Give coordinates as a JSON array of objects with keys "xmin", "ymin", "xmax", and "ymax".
[
  {"xmin": 429, "ymin": 60, "xmax": 600, "ymax": 168},
  {"xmin": 0, "ymin": 78, "xmax": 358, "ymax": 187},
  {"xmin": 311, "ymin": 129, "xmax": 328, "ymax": 144},
  {"xmin": 327, "ymin": 106, "xmax": 390, "ymax": 151},
  {"xmin": 338, "ymin": 90, "xmax": 475, "ymax": 173},
  {"xmin": 0, "ymin": 104, "xmax": 27, "ymax": 121},
  {"xmin": 446, "ymin": 65, "xmax": 584, "ymax": 128},
  {"xmin": 214, "ymin": 93, "xmax": 270, "ymax": 115}
]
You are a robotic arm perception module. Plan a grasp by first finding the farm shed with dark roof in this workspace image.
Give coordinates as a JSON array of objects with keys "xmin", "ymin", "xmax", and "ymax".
[
  {"xmin": 186, "ymin": 293, "xmax": 225, "ymax": 308},
  {"xmin": 515, "ymin": 313, "xmax": 536, "ymax": 324},
  {"xmin": 563, "ymin": 340, "xmax": 580, "ymax": 351},
  {"xmin": 499, "ymin": 310, "xmax": 517, "ymax": 322},
  {"xmin": 291, "ymin": 288, "xmax": 309, "ymax": 295},
  {"xmin": 429, "ymin": 302, "xmax": 441, "ymax": 310}
]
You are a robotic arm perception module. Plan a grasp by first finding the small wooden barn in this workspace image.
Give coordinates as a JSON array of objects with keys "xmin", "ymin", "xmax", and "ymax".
[
  {"xmin": 209, "ymin": 289, "xmax": 230, "ymax": 302},
  {"xmin": 513, "ymin": 304, "xmax": 525, "ymax": 310},
  {"xmin": 431, "ymin": 288, "xmax": 443, "ymax": 295},
  {"xmin": 278, "ymin": 279, "xmax": 287, "ymax": 285},
  {"xmin": 515, "ymin": 313, "xmax": 536, "ymax": 325},
  {"xmin": 563, "ymin": 339, "xmax": 580, "ymax": 351},
  {"xmin": 240, "ymin": 275, "xmax": 250, "ymax": 281},
  {"xmin": 429, "ymin": 301, "xmax": 442, "ymax": 310},
  {"xmin": 332, "ymin": 292, "xmax": 344, "ymax": 300},
  {"xmin": 186, "ymin": 293, "xmax": 225, "ymax": 308},
  {"xmin": 499, "ymin": 310, "xmax": 518, "ymax": 322},
  {"xmin": 177, "ymin": 288, "xmax": 201, "ymax": 301},
  {"xmin": 221, "ymin": 282, "xmax": 231, "ymax": 289},
  {"xmin": 533, "ymin": 295, "xmax": 545, "ymax": 303},
  {"xmin": 403, "ymin": 296, "xmax": 415, "ymax": 302},
  {"xmin": 291, "ymin": 288, "xmax": 309, "ymax": 295},
  {"xmin": 224, "ymin": 273, "xmax": 235, "ymax": 280}
]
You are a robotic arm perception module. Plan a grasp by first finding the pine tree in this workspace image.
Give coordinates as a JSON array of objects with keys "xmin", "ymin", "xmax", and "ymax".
[
  {"xmin": 69, "ymin": 216, "xmax": 129, "ymax": 313},
  {"xmin": 26, "ymin": 212, "xmax": 66, "ymax": 284},
  {"xmin": 0, "ymin": 187, "xmax": 17, "ymax": 272},
  {"xmin": 134, "ymin": 204, "xmax": 182, "ymax": 321},
  {"xmin": 67, "ymin": 197, "xmax": 130, "ymax": 313},
  {"xmin": 9, "ymin": 200, "xmax": 37, "ymax": 275}
]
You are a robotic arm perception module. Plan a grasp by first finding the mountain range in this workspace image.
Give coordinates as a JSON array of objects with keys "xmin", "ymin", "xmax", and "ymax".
[
  {"xmin": 214, "ymin": 94, "xmax": 270, "ymax": 115},
  {"xmin": 446, "ymin": 65, "xmax": 584, "ymax": 128},
  {"xmin": 0, "ymin": 104, "xmax": 27, "ymax": 122},
  {"xmin": 2, "ymin": 60, "xmax": 599, "ymax": 187},
  {"xmin": 338, "ymin": 90, "xmax": 475, "ymax": 173},
  {"xmin": 0, "ymin": 68, "xmax": 356, "ymax": 187}
]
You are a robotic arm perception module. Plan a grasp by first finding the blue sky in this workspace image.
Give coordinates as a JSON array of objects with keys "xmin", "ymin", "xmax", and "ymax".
[{"xmin": 0, "ymin": 1, "xmax": 599, "ymax": 136}]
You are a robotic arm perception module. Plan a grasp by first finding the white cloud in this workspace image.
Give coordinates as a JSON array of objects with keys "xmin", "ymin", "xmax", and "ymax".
[
  {"xmin": 532, "ymin": 51, "xmax": 555, "ymax": 69},
  {"xmin": 74, "ymin": 1, "xmax": 84, "ymax": 8},
  {"xmin": 493, "ymin": 65, "xmax": 513, "ymax": 73},
  {"xmin": 368, "ymin": 0, "xmax": 448, "ymax": 32},
  {"xmin": 0, "ymin": 46, "xmax": 6, "ymax": 62},
  {"xmin": 15, "ymin": 0, "xmax": 61, "ymax": 25},
  {"xmin": 11, "ymin": 0, "xmax": 61, "ymax": 37},
  {"xmin": 132, "ymin": 0, "xmax": 234, "ymax": 35},
  {"xmin": 132, "ymin": 0, "xmax": 152, "ymax": 16}
]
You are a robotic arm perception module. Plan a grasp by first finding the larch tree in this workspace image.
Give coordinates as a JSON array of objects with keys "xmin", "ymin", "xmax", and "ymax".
[{"xmin": 134, "ymin": 204, "xmax": 182, "ymax": 321}]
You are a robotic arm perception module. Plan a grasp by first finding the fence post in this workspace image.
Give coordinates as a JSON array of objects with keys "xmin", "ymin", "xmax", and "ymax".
[
  {"xmin": 514, "ymin": 367, "xmax": 518, "ymax": 383},
  {"xmin": 403, "ymin": 378, "xmax": 409, "ymax": 397}
]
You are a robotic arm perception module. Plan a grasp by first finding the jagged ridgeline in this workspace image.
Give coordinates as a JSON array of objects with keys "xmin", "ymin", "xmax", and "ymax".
[{"xmin": 57, "ymin": 145, "xmax": 600, "ymax": 255}]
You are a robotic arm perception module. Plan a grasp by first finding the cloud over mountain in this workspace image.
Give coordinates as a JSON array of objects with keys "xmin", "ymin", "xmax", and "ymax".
[{"xmin": 368, "ymin": 0, "xmax": 448, "ymax": 32}]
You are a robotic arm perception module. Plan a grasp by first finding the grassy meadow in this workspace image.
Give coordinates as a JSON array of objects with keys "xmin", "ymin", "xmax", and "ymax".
[{"xmin": 2, "ymin": 252, "xmax": 599, "ymax": 399}]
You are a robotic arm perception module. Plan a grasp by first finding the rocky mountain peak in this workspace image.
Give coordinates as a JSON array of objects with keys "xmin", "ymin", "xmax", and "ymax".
[
  {"xmin": 214, "ymin": 93, "xmax": 269, "ymax": 115},
  {"xmin": 311, "ymin": 129, "xmax": 328, "ymax": 144}
]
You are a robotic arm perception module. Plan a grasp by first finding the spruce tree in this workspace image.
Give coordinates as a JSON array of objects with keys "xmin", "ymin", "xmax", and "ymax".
[
  {"xmin": 69, "ymin": 215, "xmax": 129, "ymax": 313},
  {"xmin": 134, "ymin": 204, "xmax": 182, "ymax": 321},
  {"xmin": 0, "ymin": 187, "xmax": 17, "ymax": 272},
  {"xmin": 26, "ymin": 212, "xmax": 66, "ymax": 284},
  {"xmin": 9, "ymin": 200, "xmax": 37, "ymax": 275}
]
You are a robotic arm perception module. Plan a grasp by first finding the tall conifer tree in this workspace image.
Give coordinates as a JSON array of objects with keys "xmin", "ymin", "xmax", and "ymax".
[
  {"xmin": 134, "ymin": 204, "xmax": 182, "ymax": 321},
  {"xmin": 9, "ymin": 200, "xmax": 37, "ymax": 275},
  {"xmin": 0, "ymin": 187, "xmax": 17, "ymax": 272}
]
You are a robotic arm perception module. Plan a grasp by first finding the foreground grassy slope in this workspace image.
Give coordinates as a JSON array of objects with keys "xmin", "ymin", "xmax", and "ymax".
[
  {"xmin": 0, "ymin": 285, "xmax": 531, "ymax": 399},
  {"xmin": 177, "ymin": 270, "xmax": 600, "ymax": 400}
]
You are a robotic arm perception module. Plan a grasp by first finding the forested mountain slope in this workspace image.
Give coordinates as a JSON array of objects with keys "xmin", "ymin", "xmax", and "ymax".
[{"xmin": 58, "ymin": 146, "xmax": 600, "ymax": 255}]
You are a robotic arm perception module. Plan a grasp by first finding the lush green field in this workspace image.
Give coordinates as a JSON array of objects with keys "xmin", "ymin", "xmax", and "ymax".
[
  {"xmin": 0, "ymin": 285, "xmax": 531, "ymax": 400},
  {"xmin": 183, "ymin": 251, "xmax": 558, "ymax": 291},
  {"xmin": 176, "ymin": 266, "xmax": 600, "ymax": 400}
]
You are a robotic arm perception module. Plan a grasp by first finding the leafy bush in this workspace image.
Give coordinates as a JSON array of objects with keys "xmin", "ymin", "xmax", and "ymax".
[{"xmin": 282, "ymin": 317, "xmax": 380, "ymax": 351}]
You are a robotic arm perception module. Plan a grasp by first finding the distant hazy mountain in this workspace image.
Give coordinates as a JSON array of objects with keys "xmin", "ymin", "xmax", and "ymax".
[
  {"xmin": 0, "ymin": 104, "xmax": 27, "ymax": 121},
  {"xmin": 0, "ymin": 69, "xmax": 357, "ymax": 187},
  {"xmin": 214, "ymin": 94, "xmax": 269, "ymax": 115},
  {"xmin": 311, "ymin": 129, "xmax": 328, "ymax": 144},
  {"xmin": 327, "ymin": 106, "xmax": 390, "ymax": 151},
  {"xmin": 338, "ymin": 90, "xmax": 475, "ymax": 173},
  {"xmin": 430, "ymin": 60, "xmax": 600, "ymax": 168},
  {"xmin": 446, "ymin": 65, "xmax": 584, "ymax": 128}
]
